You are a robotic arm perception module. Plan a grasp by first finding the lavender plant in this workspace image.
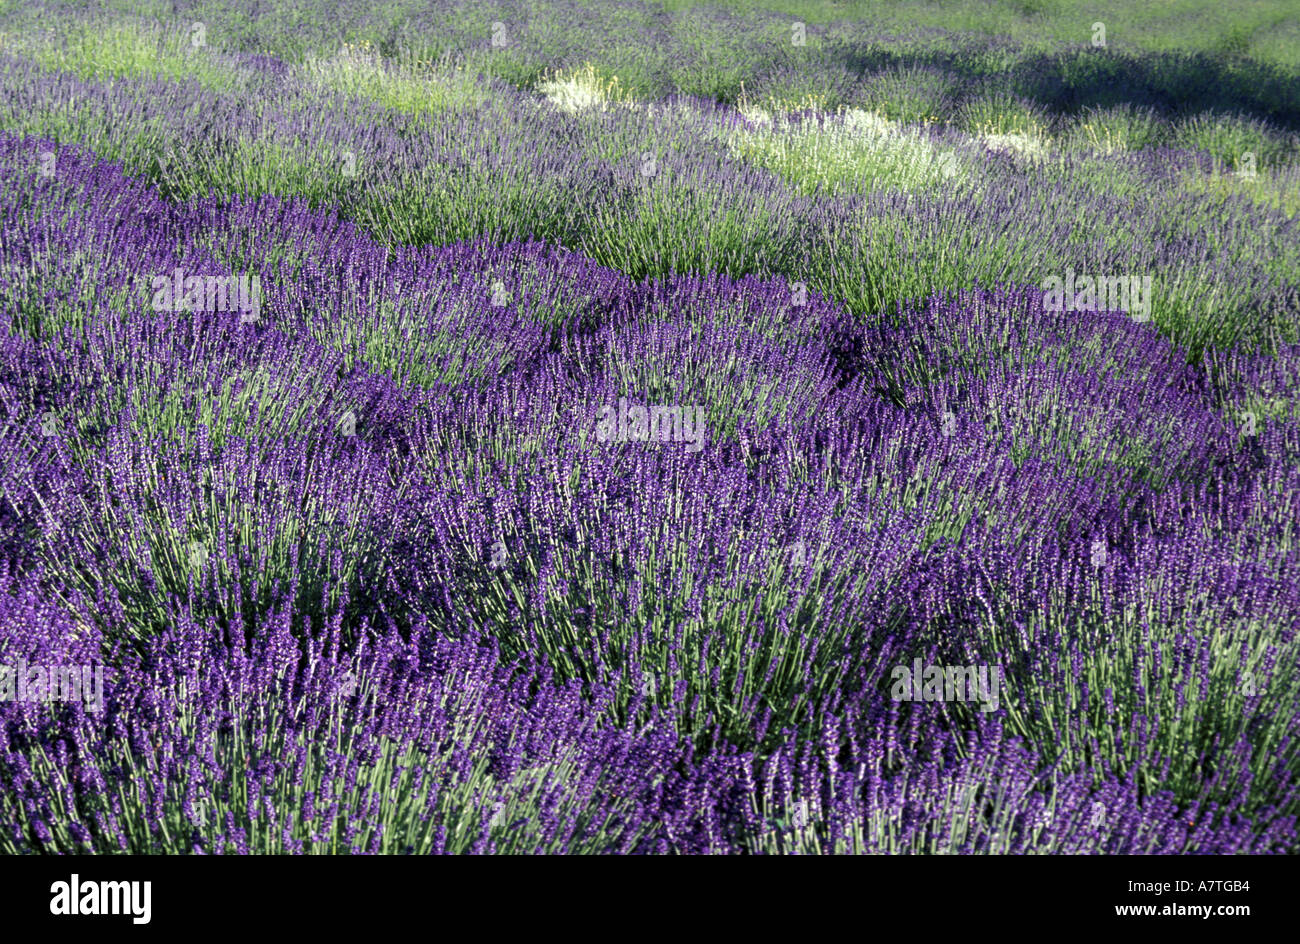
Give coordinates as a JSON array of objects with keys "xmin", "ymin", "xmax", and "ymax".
[{"xmin": 0, "ymin": 2, "xmax": 1297, "ymax": 855}]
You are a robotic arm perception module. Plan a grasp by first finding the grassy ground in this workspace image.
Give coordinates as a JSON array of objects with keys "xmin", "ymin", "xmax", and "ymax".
[{"xmin": 657, "ymin": 0, "xmax": 1300, "ymax": 68}]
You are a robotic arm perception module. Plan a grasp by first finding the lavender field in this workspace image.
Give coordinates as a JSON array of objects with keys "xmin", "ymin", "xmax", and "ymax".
[{"xmin": 0, "ymin": 0, "xmax": 1298, "ymax": 855}]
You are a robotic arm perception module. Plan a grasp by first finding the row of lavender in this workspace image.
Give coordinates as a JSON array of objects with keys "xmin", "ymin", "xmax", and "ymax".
[
  {"xmin": 6, "ymin": 0, "xmax": 1300, "ymax": 125},
  {"xmin": 0, "ymin": 45, "xmax": 1295, "ymax": 359},
  {"xmin": 1, "ymin": 135, "xmax": 1296, "ymax": 851}
]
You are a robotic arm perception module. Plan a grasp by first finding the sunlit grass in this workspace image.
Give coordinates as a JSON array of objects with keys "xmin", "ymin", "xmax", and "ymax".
[
  {"xmin": 958, "ymin": 90, "xmax": 1053, "ymax": 139},
  {"xmin": 1180, "ymin": 162, "xmax": 1300, "ymax": 217},
  {"xmin": 723, "ymin": 104, "xmax": 969, "ymax": 194},
  {"xmin": 1172, "ymin": 110, "xmax": 1298, "ymax": 169},
  {"xmin": 981, "ymin": 131, "xmax": 1050, "ymax": 161},
  {"xmin": 536, "ymin": 62, "xmax": 631, "ymax": 113},
  {"xmin": 301, "ymin": 40, "xmax": 490, "ymax": 117},
  {"xmin": 25, "ymin": 20, "xmax": 234, "ymax": 91},
  {"xmin": 1066, "ymin": 104, "xmax": 1169, "ymax": 155}
]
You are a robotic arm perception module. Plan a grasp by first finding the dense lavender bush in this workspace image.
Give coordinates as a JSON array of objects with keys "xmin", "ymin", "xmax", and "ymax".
[{"xmin": 0, "ymin": 132, "xmax": 1295, "ymax": 852}]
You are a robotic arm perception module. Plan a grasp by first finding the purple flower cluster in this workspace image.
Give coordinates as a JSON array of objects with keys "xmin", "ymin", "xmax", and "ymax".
[{"xmin": 0, "ymin": 131, "xmax": 1296, "ymax": 854}]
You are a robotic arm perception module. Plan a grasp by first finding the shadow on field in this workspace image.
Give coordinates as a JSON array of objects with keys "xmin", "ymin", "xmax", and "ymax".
[{"xmin": 827, "ymin": 41, "xmax": 1300, "ymax": 130}]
